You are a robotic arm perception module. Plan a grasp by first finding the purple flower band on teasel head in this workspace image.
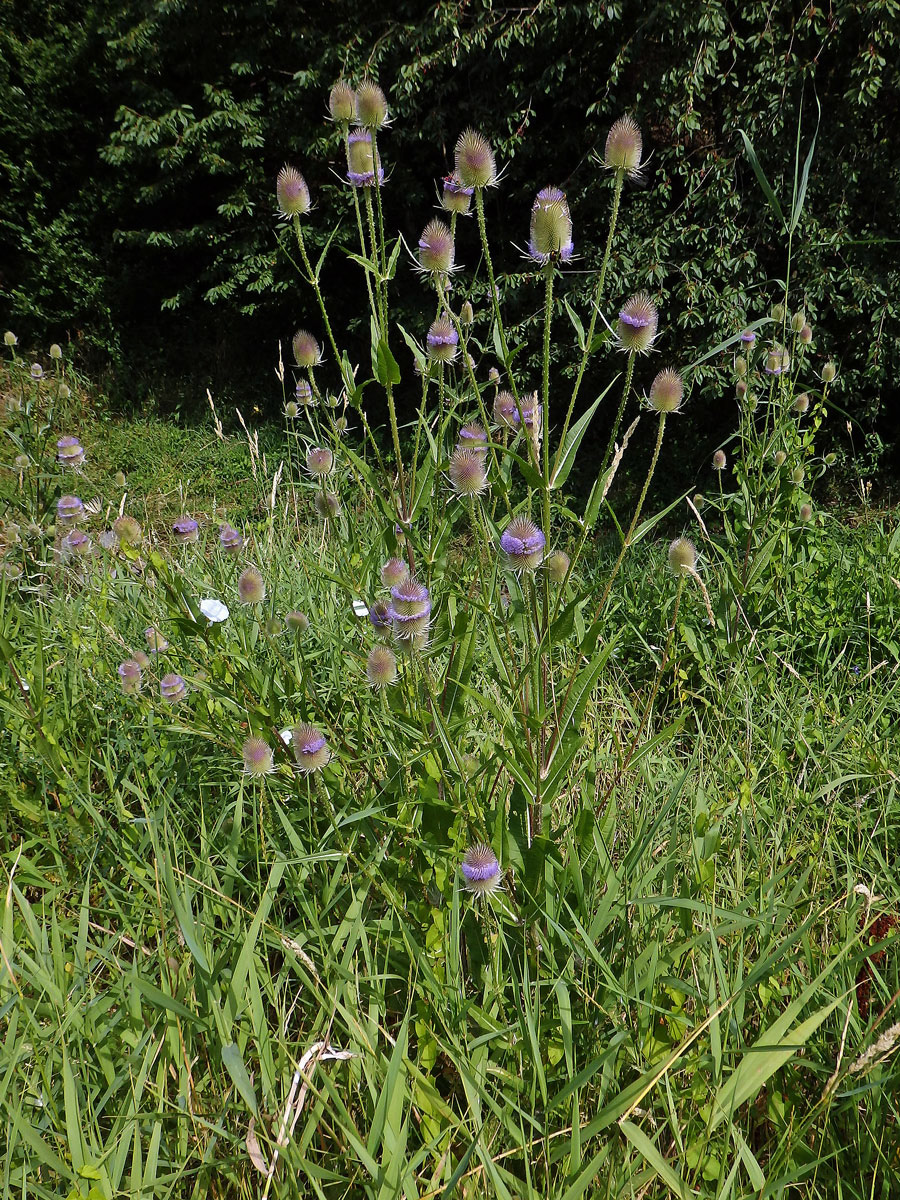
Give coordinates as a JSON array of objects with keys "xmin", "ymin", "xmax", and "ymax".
[{"xmin": 460, "ymin": 843, "xmax": 502, "ymax": 895}]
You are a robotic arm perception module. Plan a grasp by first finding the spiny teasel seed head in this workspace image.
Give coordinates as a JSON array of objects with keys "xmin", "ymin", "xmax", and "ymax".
[
  {"xmin": 306, "ymin": 446, "xmax": 334, "ymax": 476},
  {"xmin": 794, "ymin": 392, "xmax": 810, "ymax": 414},
  {"xmin": 461, "ymin": 843, "xmax": 501, "ymax": 896},
  {"xmin": 59, "ymin": 382, "xmax": 71, "ymax": 399},
  {"xmin": 238, "ymin": 567, "xmax": 266, "ymax": 604},
  {"xmin": 765, "ymin": 345, "xmax": 790, "ymax": 375},
  {"xmin": 284, "ymin": 400, "xmax": 299, "ymax": 419},
  {"xmin": 50, "ymin": 343, "xmax": 62, "ymax": 359},
  {"xmin": 328, "ymin": 80, "xmax": 355, "ymax": 124},
  {"xmin": 460, "ymin": 300, "xmax": 474, "ymax": 325},
  {"xmin": 292, "ymin": 329, "xmax": 322, "ymax": 368},
  {"xmin": 448, "ymin": 447, "xmax": 488, "ymax": 497},
  {"xmin": 242, "ymin": 735, "xmax": 275, "ymax": 777},
  {"xmin": 821, "ymin": 361, "xmax": 836, "ymax": 383},
  {"xmin": 668, "ymin": 537, "xmax": 697, "ymax": 576},
  {"xmin": 493, "ymin": 390, "xmax": 518, "ymax": 428},
  {"xmin": 603, "ymin": 115, "xmax": 643, "ymax": 178},
  {"xmin": 441, "ymin": 172, "xmax": 474, "ymax": 214},
  {"xmin": 740, "ymin": 328, "xmax": 756, "ymax": 346},
  {"xmin": 295, "ymin": 379, "xmax": 313, "ymax": 405},
  {"xmin": 14, "ymin": 453, "xmax": 29, "ymax": 470},
  {"xmin": 31, "ymin": 363, "xmax": 43, "ymax": 379},
  {"xmin": 160, "ymin": 673, "xmax": 188, "ymax": 704},
  {"xmin": 114, "ymin": 470, "xmax": 126, "ymax": 487},
  {"xmin": 712, "ymin": 450, "xmax": 726, "ymax": 471},
  {"xmin": 286, "ymin": 610, "xmax": 309, "ymax": 633},
  {"xmin": 117, "ymin": 659, "xmax": 142, "ymax": 695},
  {"xmin": 546, "ymin": 550, "xmax": 570, "ymax": 584},
  {"xmin": 771, "ymin": 303, "xmax": 786, "ymax": 323},
  {"xmin": 735, "ymin": 355, "xmax": 747, "ymax": 377},
  {"xmin": 417, "ymin": 218, "xmax": 455, "ymax": 275},
  {"xmin": 3, "ymin": 331, "xmax": 16, "ymax": 346},
  {"xmin": 500, "ymin": 516, "xmax": 545, "ymax": 572},
  {"xmin": 219, "ymin": 524, "xmax": 243, "ymax": 555},
  {"xmin": 314, "ymin": 491, "xmax": 341, "ymax": 520},
  {"xmin": 113, "ymin": 515, "xmax": 142, "ymax": 545},
  {"xmin": 276, "ymin": 165, "xmax": 311, "ymax": 217},
  {"xmin": 381, "ymin": 558, "xmax": 409, "ymax": 588},
  {"xmin": 173, "ymin": 516, "xmax": 199, "ymax": 544},
  {"xmin": 292, "ymin": 722, "xmax": 330, "ymax": 772},
  {"xmin": 56, "ymin": 435, "xmax": 85, "ymax": 467},
  {"xmin": 528, "ymin": 186, "xmax": 573, "ymax": 264},
  {"xmin": 347, "ymin": 128, "xmax": 383, "ymax": 187},
  {"xmin": 774, "ymin": 450, "xmax": 787, "ymax": 468},
  {"xmin": 458, "ymin": 421, "xmax": 488, "ymax": 455},
  {"xmin": 426, "ymin": 316, "xmax": 458, "ymax": 363},
  {"xmin": 367, "ymin": 644, "xmax": 397, "ymax": 688},
  {"xmin": 616, "ymin": 293, "xmax": 658, "ymax": 354},
  {"xmin": 454, "ymin": 129, "xmax": 497, "ymax": 189},
  {"xmin": 791, "ymin": 465, "xmax": 805, "ymax": 485},
  {"xmin": 369, "ymin": 600, "xmax": 391, "ymax": 631},
  {"xmin": 63, "ymin": 528, "xmax": 91, "ymax": 557},
  {"xmin": 736, "ymin": 380, "xmax": 748, "ymax": 399},
  {"xmin": 799, "ymin": 502, "xmax": 813, "ymax": 522},
  {"xmin": 799, "ymin": 323, "xmax": 813, "ymax": 344},
  {"xmin": 648, "ymin": 368, "xmax": 684, "ymax": 414},
  {"xmin": 132, "ymin": 650, "xmax": 151, "ymax": 669},
  {"xmin": 144, "ymin": 626, "xmax": 168, "ymax": 654},
  {"xmin": 389, "ymin": 577, "xmax": 431, "ymax": 642},
  {"xmin": 510, "ymin": 392, "xmax": 541, "ymax": 437},
  {"xmin": 791, "ymin": 310, "xmax": 806, "ymax": 332},
  {"xmin": 56, "ymin": 494, "xmax": 84, "ymax": 525},
  {"xmin": 355, "ymin": 80, "xmax": 389, "ymax": 129}
]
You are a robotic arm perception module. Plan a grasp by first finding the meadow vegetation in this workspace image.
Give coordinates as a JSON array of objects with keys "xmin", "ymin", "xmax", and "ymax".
[{"xmin": 1, "ymin": 79, "xmax": 899, "ymax": 1200}]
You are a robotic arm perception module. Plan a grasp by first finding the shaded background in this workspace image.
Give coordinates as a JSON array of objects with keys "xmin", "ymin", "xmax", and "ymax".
[{"xmin": 1, "ymin": 0, "xmax": 898, "ymax": 490}]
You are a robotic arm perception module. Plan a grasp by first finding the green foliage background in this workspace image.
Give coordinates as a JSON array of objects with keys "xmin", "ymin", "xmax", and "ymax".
[{"xmin": 1, "ymin": 0, "xmax": 898, "ymax": 472}]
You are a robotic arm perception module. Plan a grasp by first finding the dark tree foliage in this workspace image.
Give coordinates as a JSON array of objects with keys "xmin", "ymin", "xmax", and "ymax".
[{"xmin": 1, "ymin": 0, "xmax": 898, "ymax": 472}]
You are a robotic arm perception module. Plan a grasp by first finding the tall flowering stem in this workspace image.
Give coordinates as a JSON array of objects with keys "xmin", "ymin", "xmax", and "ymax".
[
  {"xmin": 541, "ymin": 265, "xmax": 554, "ymax": 538},
  {"xmin": 474, "ymin": 190, "xmax": 520, "ymax": 406},
  {"xmin": 599, "ymin": 350, "xmax": 635, "ymax": 481},
  {"xmin": 553, "ymin": 173, "xmax": 623, "ymax": 476},
  {"xmin": 596, "ymin": 410, "xmax": 668, "ymax": 615}
]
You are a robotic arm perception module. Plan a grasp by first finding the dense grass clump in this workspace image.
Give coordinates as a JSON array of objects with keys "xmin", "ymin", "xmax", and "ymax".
[{"xmin": 1, "ymin": 83, "xmax": 899, "ymax": 1200}]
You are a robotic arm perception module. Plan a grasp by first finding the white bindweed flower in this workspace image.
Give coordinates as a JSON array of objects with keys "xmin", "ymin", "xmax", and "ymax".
[
  {"xmin": 200, "ymin": 597, "xmax": 229, "ymax": 623},
  {"xmin": 352, "ymin": 598, "xmax": 369, "ymax": 618}
]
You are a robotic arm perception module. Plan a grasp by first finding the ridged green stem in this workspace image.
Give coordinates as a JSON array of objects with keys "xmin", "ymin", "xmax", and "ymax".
[
  {"xmin": 292, "ymin": 218, "xmax": 350, "ymax": 393},
  {"xmin": 541, "ymin": 265, "xmax": 554, "ymax": 539},
  {"xmin": 475, "ymin": 189, "xmax": 520, "ymax": 405},
  {"xmin": 553, "ymin": 172, "xmax": 624, "ymax": 475},
  {"xmin": 599, "ymin": 351, "xmax": 635, "ymax": 481}
]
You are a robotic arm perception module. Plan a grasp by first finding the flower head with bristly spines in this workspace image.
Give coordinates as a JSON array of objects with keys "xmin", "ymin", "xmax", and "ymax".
[
  {"xmin": 440, "ymin": 173, "xmax": 474, "ymax": 214},
  {"xmin": 381, "ymin": 558, "xmax": 409, "ymax": 588},
  {"xmin": 388, "ymin": 577, "xmax": 431, "ymax": 643},
  {"xmin": 668, "ymin": 537, "xmax": 697, "ymax": 577},
  {"xmin": 454, "ymin": 128, "xmax": 497, "ymax": 189},
  {"xmin": 616, "ymin": 293, "xmax": 659, "ymax": 354},
  {"xmin": 417, "ymin": 218, "xmax": 456, "ymax": 276},
  {"xmin": 57, "ymin": 435, "xmax": 85, "ymax": 467},
  {"xmin": 286, "ymin": 610, "xmax": 309, "ymax": 634},
  {"xmin": 56, "ymin": 495, "xmax": 84, "ymax": 525},
  {"xmin": 292, "ymin": 329, "xmax": 322, "ymax": 368},
  {"xmin": 113, "ymin": 515, "xmax": 142, "ymax": 545},
  {"xmin": 292, "ymin": 723, "xmax": 330, "ymax": 773},
  {"xmin": 173, "ymin": 516, "xmax": 199, "ymax": 544},
  {"xmin": 648, "ymin": 368, "xmax": 684, "ymax": 414},
  {"xmin": 528, "ymin": 186, "xmax": 573, "ymax": 265},
  {"xmin": 448, "ymin": 448, "xmax": 488, "ymax": 497},
  {"xmin": 458, "ymin": 422, "xmax": 488, "ymax": 456},
  {"xmin": 426, "ymin": 316, "xmax": 458, "ymax": 363},
  {"xmin": 242, "ymin": 736, "xmax": 275, "ymax": 777},
  {"xmin": 276, "ymin": 165, "xmax": 311, "ymax": 218},
  {"xmin": 238, "ymin": 567, "xmax": 266, "ymax": 605},
  {"xmin": 603, "ymin": 116, "xmax": 645, "ymax": 180},
  {"xmin": 347, "ymin": 128, "xmax": 383, "ymax": 188},
  {"xmin": 219, "ymin": 525, "xmax": 243, "ymax": 555},
  {"xmin": 493, "ymin": 390, "xmax": 518, "ymax": 428},
  {"xmin": 306, "ymin": 447, "xmax": 334, "ymax": 476},
  {"xmin": 500, "ymin": 516, "xmax": 546, "ymax": 572},
  {"xmin": 117, "ymin": 659, "xmax": 142, "ymax": 695},
  {"xmin": 355, "ymin": 80, "xmax": 389, "ymax": 130},
  {"xmin": 367, "ymin": 645, "xmax": 398, "ymax": 688},
  {"xmin": 315, "ymin": 492, "xmax": 341, "ymax": 520},
  {"xmin": 461, "ymin": 843, "xmax": 502, "ymax": 896},
  {"xmin": 160, "ymin": 673, "xmax": 188, "ymax": 704},
  {"xmin": 328, "ymin": 80, "xmax": 355, "ymax": 124},
  {"xmin": 145, "ymin": 627, "xmax": 169, "ymax": 654}
]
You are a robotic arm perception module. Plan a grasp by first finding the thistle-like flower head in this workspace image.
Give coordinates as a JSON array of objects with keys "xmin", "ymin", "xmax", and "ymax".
[
  {"xmin": 292, "ymin": 329, "xmax": 322, "ymax": 368},
  {"xmin": 219, "ymin": 525, "xmax": 243, "ymax": 555},
  {"xmin": 616, "ymin": 293, "xmax": 659, "ymax": 354},
  {"xmin": 668, "ymin": 537, "xmax": 697, "ymax": 576},
  {"xmin": 238, "ymin": 567, "xmax": 266, "ymax": 604},
  {"xmin": 603, "ymin": 116, "xmax": 644, "ymax": 179},
  {"xmin": 314, "ymin": 491, "xmax": 341, "ymax": 520},
  {"xmin": 242, "ymin": 735, "xmax": 275, "ymax": 777},
  {"xmin": 306, "ymin": 446, "xmax": 334, "ymax": 476},
  {"xmin": 417, "ymin": 218, "xmax": 455, "ymax": 275},
  {"xmin": 448, "ymin": 447, "xmax": 488, "ymax": 497},
  {"xmin": 441, "ymin": 173, "xmax": 474, "ymax": 214},
  {"xmin": 145, "ymin": 626, "xmax": 169, "ymax": 654},
  {"xmin": 454, "ymin": 129, "xmax": 497, "ymax": 189},
  {"xmin": 458, "ymin": 422, "xmax": 488, "ymax": 455},
  {"xmin": 389, "ymin": 577, "xmax": 431, "ymax": 640},
  {"xmin": 381, "ymin": 558, "xmax": 409, "ymax": 587},
  {"xmin": 648, "ymin": 368, "xmax": 684, "ymax": 414},
  {"xmin": 461, "ymin": 843, "xmax": 501, "ymax": 896},
  {"xmin": 276, "ymin": 165, "xmax": 310, "ymax": 217},
  {"xmin": 173, "ymin": 516, "xmax": 199, "ymax": 543},
  {"xmin": 160, "ymin": 673, "xmax": 188, "ymax": 704},
  {"xmin": 347, "ymin": 128, "xmax": 383, "ymax": 188},
  {"xmin": 292, "ymin": 722, "xmax": 330, "ymax": 772},
  {"xmin": 328, "ymin": 80, "xmax": 355, "ymax": 124},
  {"xmin": 355, "ymin": 80, "xmax": 389, "ymax": 129},
  {"xmin": 493, "ymin": 390, "xmax": 518, "ymax": 428},
  {"xmin": 113, "ymin": 515, "xmax": 142, "ymax": 545},
  {"xmin": 500, "ymin": 516, "xmax": 546, "ymax": 572},
  {"xmin": 366, "ymin": 644, "xmax": 398, "ymax": 688},
  {"xmin": 426, "ymin": 316, "xmax": 459, "ymax": 363},
  {"xmin": 57, "ymin": 435, "xmax": 85, "ymax": 467},
  {"xmin": 286, "ymin": 610, "xmax": 309, "ymax": 633},
  {"xmin": 528, "ymin": 186, "xmax": 573, "ymax": 265},
  {"xmin": 56, "ymin": 494, "xmax": 84, "ymax": 525},
  {"xmin": 117, "ymin": 659, "xmax": 142, "ymax": 695}
]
